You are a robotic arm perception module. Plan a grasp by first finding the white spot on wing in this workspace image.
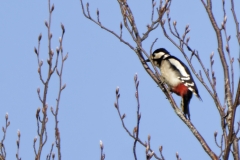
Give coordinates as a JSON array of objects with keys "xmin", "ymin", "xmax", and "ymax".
[
  {"xmin": 180, "ymin": 77, "xmax": 190, "ymax": 80},
  {"xmin": 188, "ymin": 87, "xmax": 194, "ymax": 91},
  {"xmin": 168, "ymin": 58, "xmax": 190, "ymax": 77},
  {"xmin": 185, "ymin": 82, "xmax": 194, "ymax": 86}
]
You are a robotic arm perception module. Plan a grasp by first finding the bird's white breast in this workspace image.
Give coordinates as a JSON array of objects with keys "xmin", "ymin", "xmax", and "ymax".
[{"xmin": 160, "ymin": 60, "xmax": 181, "ymax": 88}]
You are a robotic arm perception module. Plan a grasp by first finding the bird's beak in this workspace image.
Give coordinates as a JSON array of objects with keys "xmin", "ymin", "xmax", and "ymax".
[{"xmin": 145, "ymin": 59, "xmax": 150, "ymax": 62}]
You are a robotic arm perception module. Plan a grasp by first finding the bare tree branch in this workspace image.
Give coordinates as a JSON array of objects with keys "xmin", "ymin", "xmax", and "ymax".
[
  {"xmin": 50, "ymin": 23, "xmax": 67, "ymax": 160},
  {"xmin": 80, "ymin": 1, "xmax": 135, "ymax": 51},
  {"xmin": 200, "ymin": 3, "xmax": 233, "ymax": 146},
  {"xmin": 0, "ymin": 113, "xmax": 10, "ymax": 159},
  {"xmin": 222, "ymin": 0, "xmax": 234, "ymax": 100},
  {"xmin": 230, "ymin": 0, "xmax": 240, "ymax": 44},
  {"xmin": 16, "ymin": 130, "xmax": 21, "ymax": 160},
  {"xmin": 114, "ymin": 85, "xmax": 163, "ymax": 160},
  {"xmin": 133, "ymin": 74, "xmax": 141, "ymax": 160},
  {"xmin": 79, "ymin": 0, "xmax": 240, "ymax": 159},
  {"xmin": 34, "ymin": 0, "xmax": 65, "ymax": 159},
  {"xmin": 176, "ymin": 152, "xmax": 181, "ymax": 160},
  {"xmin": 99, "ymin": 140, "xmax": 105, "ymax": 160},
  {"xmin": 46, "ymin": 143, "xmax": 54, "ymax": 160}
]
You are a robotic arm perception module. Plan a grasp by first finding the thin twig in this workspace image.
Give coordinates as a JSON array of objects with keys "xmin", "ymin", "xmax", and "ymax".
[
  {"xmin": 200, "ymin": 1, "xmax": 234, "ymax": 159},
  {"xmin": 176, "ymin": 152, "xmax": 181, "ymax": 160},
  {"xmin": 80, "ymin": 0, "xmax": 135, "ymax": 51},
  {"xmin": 46, "ymin": 143, "xmax": 54, "ymax": 160},
  {"xmin": 33, "ymin": 137, "xmax": 37, "ymax": 156},
  {"xmin": 214, "ymin": 131, "xmax": 221, "ymax": 148},
  {"xmin": 34, "ymin": 0, "xmax": 58, "ymax": 159},
  {"xmin": 159, "ymin": 146, "xmax": 165, "ymax": 160},
  {"xmin": 114, "ymin": 86, "xmax": 162, "ymax": 160},
  {"xmin": 51, "ymin": 23, "xmax": 68, "ymax": 160},
  {"xmin": 222, "ymin": 1, "xmax": 234, "ymax": 97},
  {"xmin": 16, "ymin": 130, "xmax": 21, "ymax": 160},
  {"xmin": 100, "ymin": 140, "xmax": 105, "ymax": 160},
  {"xmin": 133, "ymin": 74, "xmax": 141, "ymax": 160},
  {"xmin": 0, "ymin": 113, "xmax": 10, "ymax": 159},
  {"xmin": 230, "ymin": 0, "xmax": 240, "ymax": 44},
  {"xmin": 150, "ymin": 38, "xmax": 158, "ymax": 55}
]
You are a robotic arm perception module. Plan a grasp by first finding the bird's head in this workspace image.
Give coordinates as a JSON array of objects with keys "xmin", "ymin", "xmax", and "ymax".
[{"xmin": 145, "ymin": 48, "xmax": 170, "ymax": 66}]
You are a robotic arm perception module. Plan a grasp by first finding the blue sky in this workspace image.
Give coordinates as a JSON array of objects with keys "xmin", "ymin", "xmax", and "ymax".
[{"xmin": 0, "ymin": 0, "xmax": 239, "ymax": 159}]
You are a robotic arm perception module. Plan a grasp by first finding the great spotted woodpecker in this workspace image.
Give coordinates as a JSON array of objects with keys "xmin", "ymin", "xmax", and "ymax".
[{"xmin": 146, "ymin": 48, "xmax": 202, "ymax": 120}]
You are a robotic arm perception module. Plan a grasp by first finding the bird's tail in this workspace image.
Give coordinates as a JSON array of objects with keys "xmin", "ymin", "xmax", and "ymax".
[
  {"xmin": 193, "ymin": 90, "xmax": 202, "ymax": 101},
  {"xmin": 181, "ymin": 91, "xmax": 193, "ymax": 120}
]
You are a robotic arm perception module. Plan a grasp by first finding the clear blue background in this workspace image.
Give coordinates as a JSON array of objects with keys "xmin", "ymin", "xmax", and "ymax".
[{"xmin": 0, "ymin": 0, "xmax": 239, "ymax": 159}]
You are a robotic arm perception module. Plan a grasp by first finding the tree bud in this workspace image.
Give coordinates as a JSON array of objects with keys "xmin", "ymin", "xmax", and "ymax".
[
  {"xmin": 173, "ymin": 21, "xmax": 177, "ymax": 26},
  {"xmin": 96, "ymin": 9, "xmax": 99, "ymax": 16},
  {"xmin": 51, "ymin": 4, "xmax": 54, "ymax": 12},
  {"xmin": 159, "ymin": 146, "xmax": 163, "ymax": 152},
  {"xmin": 100, "ymin": 140, "xmax": 104, "ymax": 149},
  {"xmin": 17, "ymin": 129, "xmax": 21, "ymax": 138},
  {"xmin": 5, "ymin": 113, "xmax": 8, "ymax": 120},
  {"xmin": 148, "ymin": 134, "xmax": 151, "ymax": 141},
  {"xmin": 61, "ymin": 23, "xmax": 65, "ymax": 34},
  {"xmin": 34, "ymin": 47, "xmax": 38, "ymax": 55},
  {"xmin": 34, "ymin": 137, "xmax": 37, "ymax": 143},
  {"xmin": 45, "ymin": 21, "xmax": 49, "ymax": 28},
  {"xmin": 38, "ymin": 33, "xmax": 42, "ymax": 41}
]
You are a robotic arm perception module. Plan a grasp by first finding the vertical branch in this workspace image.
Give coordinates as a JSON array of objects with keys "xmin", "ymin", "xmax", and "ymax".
[
  {"xmin": 230, "ymin": 0, "xmax": 240, "ymax": 157},
  {"xmin": 221, "ymin": 0, "xmax": 234, "ymax": 98},
  {"xmin": 133, "ymin": 74, "xmax": 141, "ymax": 160},
  {"xmin": 159, "ymin": 146, "xmax": 164, "ymax": 160},
  {"xmin": 230, "ymin": 0, "xmax": 240, "ymax": 44},
  {"xmin": 201, "ymin": 0, "xmax": 233, "ymax": 106},
  {"xmin": 33, "ymin": 0, "xmax": 59, "ymax": 159},
  {"xmin": 146, "ymin": 135, "xmax": 155, "ymax": 160},
  {"xmin": 99, "ymin": 140, "xmax": 105, "ymax": 160},
  {"xmin": 33, "ymin": 136, "xmax": 37, "ymax": 157},
  {"xmin": 201, "ymin": 0, "xmax": 232, "ymax": 107},
  {"xmin": 114, "ymin": 85, "xmax": 163, "ymax": 160},
  {"xmin": 50, "ymin": 23, "xmax": 67, "ymax": 160},
  {"xmin": 175, "ymin": 152, "xmax": 181, "ymax": 160},
  {"xmin": 151, "ymin": 0, "xmax": 155, "ymax": 22},
  {"xmin": 200, "ymin": 1, "xmax": 238, "ymax": 159},
  {"xmin": 0, "ymin": 113, "xmax": 10, "ymax": 159},
  {"xmin": 214, "ymin": 131, "xmax": 225, "ymax": 158},
  {"xmin": 46, "ymin": 143, "xmax": 54, "ymax": 160},
  {"xmin": 16, "ymin": 130, "xmax": 21, "ymax": 160},
  {"xmin": 222, "ymin": 1, "xmax": 239, "ymax": 158},
  {"xmin": 210, "ymin": 52, "xmax": 217, "ymax": 93}
]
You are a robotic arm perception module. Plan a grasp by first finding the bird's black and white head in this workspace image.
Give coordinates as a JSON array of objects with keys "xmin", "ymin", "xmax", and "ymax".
[{"xmin": 146, "ymin": 48, "xmax": 170, "ymax": 66}]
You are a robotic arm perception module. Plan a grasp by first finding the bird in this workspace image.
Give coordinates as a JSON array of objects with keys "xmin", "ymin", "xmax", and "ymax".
[{"xmin": 146, "ymin": 48, "xmax": 202, "ymax": 120}]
